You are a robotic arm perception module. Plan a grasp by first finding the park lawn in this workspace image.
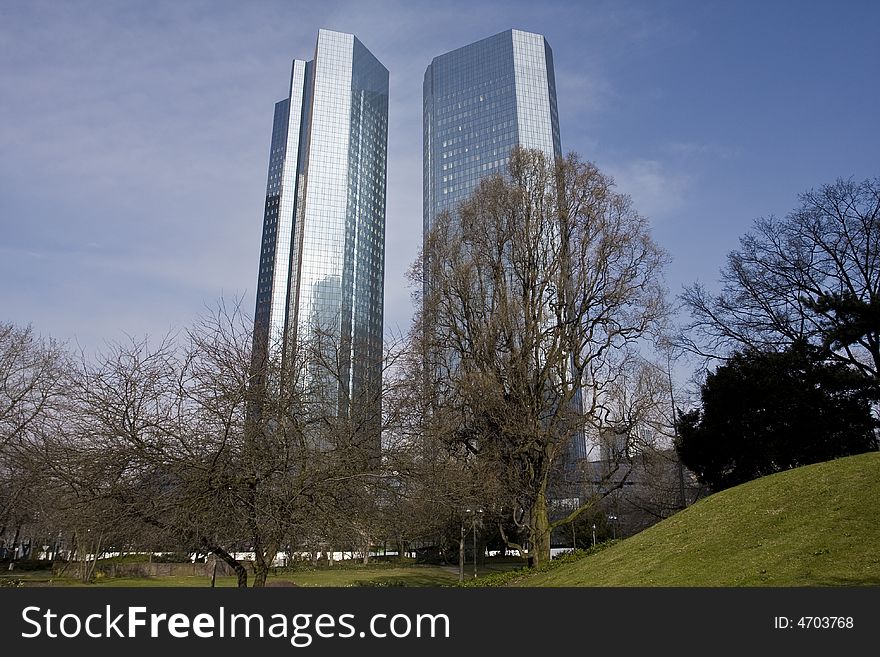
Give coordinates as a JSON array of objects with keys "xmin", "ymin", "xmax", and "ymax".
[
  {"xmin": 516, "ymin": 452, "xmax": 880, "ymax": 586},
  {"xmin": 0, "ymin": 572, "xmax": 239, "ymax": 587},
  {"xmin": 272, "ymin": 565, "xmax": 458, "ymax": 587},
  {"xmin": 2, "ymin": 564, "xmax": 460, "ymax": 587}
]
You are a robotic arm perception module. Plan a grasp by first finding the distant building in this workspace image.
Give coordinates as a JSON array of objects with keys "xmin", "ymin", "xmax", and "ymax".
[
  {"xmin": 423, "ymin": 29, "xmax": 583, "ymax": 460},
  {"xmin": 423, "ymin": 28, "xmax": 561, "ymax": 236},
  {"xmin": 253, "ymin": 29, "xmax": 388, "ymax": 432},
  {"xmin": 550, "ymin": 445, "xmax": 707, "ymax": 547}
]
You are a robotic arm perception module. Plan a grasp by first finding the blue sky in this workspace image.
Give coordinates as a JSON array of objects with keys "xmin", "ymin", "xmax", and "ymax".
[{"xmin": 1, "ymin": 0, "xmax": 878, "ymax": 354}]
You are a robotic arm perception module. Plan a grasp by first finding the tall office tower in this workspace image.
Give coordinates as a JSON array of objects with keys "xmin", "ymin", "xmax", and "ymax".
[
  {"xmin": 423, "ymin": 29, "xmax": 585, "ymax": 461},
  {"xmin": 254, "ymin": 29, "xmax": 388, "ymax": 427},
  {"xmin": 423, "ymin": 28, "xmax": 561, "ymax": 234}
]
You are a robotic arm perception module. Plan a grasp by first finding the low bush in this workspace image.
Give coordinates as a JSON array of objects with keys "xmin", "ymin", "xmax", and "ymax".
[
  {"xmin": 459, "ymin": 542, "xmax": 619, "ymax": 587},
  {"xmin": 2, "ymin": 559, "xmax": 53, "ymax": 572}
]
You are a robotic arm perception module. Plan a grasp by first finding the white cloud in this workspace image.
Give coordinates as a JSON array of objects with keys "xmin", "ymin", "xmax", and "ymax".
[
  {"xmin": 604, "ymin": 158, "xmax": 690, "ymax": 220},
  {"xmin": 555, "ymin": 69, "xmax": 614, "ymax": 118},
  {"xmin": 665, "ymin": 140, "xmax": 741, "ymax": 160}
]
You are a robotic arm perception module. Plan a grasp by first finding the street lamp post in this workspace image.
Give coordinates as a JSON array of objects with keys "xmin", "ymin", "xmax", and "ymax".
[
  {"xmin": 608, "ymin": 514, "xmax": 618, "ymax": 540},
  {"xmin": 472, "ymin": 518, "xmax": 478, "ymax": 579},
  {"xmin": 465, "ymin": 508, "xmax": 483, "ymax": 578},
  {"xmin": 591, "ymin": 523, "xmax": 596, "ymax": 547},
  {"xmin": 460, "ymin": 510, "xmax": 469, "ymax": 582}
]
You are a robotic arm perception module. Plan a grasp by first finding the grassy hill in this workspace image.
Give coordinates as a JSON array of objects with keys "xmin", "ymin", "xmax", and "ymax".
[{"xmin": 518, "ymin": 451, "xmax": 880, "ymax": 586}]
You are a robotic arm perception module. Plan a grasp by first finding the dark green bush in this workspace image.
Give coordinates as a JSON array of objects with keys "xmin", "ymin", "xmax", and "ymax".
[{"xmin": 3, "ymin": 559, "xmax": 53, "ymax": 571}]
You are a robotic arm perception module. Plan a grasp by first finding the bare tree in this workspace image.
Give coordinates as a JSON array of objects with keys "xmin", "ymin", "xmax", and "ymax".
[
  {"xmin": 0, "ymin": 322, "xmax": 67, "ymax": 557},
  {"xmin": 0, "ymin": 323, "xmax": 66, "ymax": 450},
  {"xmin": 2, "ymin": 302, "xmax": 427, "ymax": 586},
  {"xmin": 681, "ymin": 177, "xmax": 880, "ymax": 379},
  {"xmin": 414, "ymin": 148, "xmax": 668, "ymax": 565},
  {"xmin": 38, "ymin": 305, "xmax": 298, "ymax": 586},
  {"xmin": 51, "ymin": 301, "xmax": 404, "ymax": 587}
]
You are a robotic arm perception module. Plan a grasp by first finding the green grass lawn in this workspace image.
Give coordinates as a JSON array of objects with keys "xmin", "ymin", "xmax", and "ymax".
[
  {"xmin": 517, "ymin": 452, "xmax": 880, "ymax": 586},
  {"xmin": 272, "ymin": 565, "xmax": 458, "ymax": 587},
  {"xmin": 1, "ymin": 564, "xmax": 462, "ymax": 588}
]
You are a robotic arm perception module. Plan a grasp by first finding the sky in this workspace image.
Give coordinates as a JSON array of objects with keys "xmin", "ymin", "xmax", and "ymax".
[{"xmin": 1, "ymin": 0, "xmax": 878, "ymax": 356}]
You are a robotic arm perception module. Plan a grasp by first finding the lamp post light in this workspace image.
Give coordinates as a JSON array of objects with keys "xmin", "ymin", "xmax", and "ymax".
[
  {"xmin": 591, "ymin": 523, "xmax": 596, "ymax": 548},
  {"xmin": 465, "ymin": 508, "xmax": 483, "ymax": 578},
  {"xmin": 608, "ymin": 514, "xmax": 618, "ymax": 540}
]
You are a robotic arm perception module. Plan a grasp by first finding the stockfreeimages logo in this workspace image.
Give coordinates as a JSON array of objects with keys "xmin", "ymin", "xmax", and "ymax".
[{"xmin": 21, "ymin": 606, "xmax": 451, "ymax": 647}]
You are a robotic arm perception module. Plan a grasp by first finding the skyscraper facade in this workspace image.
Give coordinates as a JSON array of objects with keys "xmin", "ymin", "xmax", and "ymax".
[
  {"xmin": 422, "ymin": 29, "xmax": 586, "ymax": 461},
  {"xmin": 423, "ymin": 28, "xmax": 562, "ymax": 235},
  {"xmin": 254, "ymin": 29, "xmax": 388, "ymax": 421}
]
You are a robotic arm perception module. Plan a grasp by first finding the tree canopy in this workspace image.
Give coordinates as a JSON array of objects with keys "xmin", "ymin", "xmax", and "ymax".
[
  {"xmin": 675, "ymin": 343, "xmax": 878, "ymax": 492},
  {"xmin": 415, "ymin": 147, "xmax": 668, "ymax": 564},
  {"xmin": 681, "ymin": 177, "xmax": 880, "ymax": 382}
]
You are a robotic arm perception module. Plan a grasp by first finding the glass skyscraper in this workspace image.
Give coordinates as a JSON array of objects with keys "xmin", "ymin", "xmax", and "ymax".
[
  {"xmin": 423, "ymin": 29, "xmax": 585, "ymax": 461},
  {"xmin": 254, "ymin": 29, "xmax": 388, "ymax": 425},
  {"xmin": 423, "ymin": 28, "xmax": 562, "ymax": 234}
]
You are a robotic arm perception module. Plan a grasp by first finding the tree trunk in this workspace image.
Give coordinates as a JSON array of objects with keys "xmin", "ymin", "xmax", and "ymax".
[
  {"xmin": 83, "ymin": 531, "xmax": 104, "ymax": 583},
  {"xmin": 529, "ymin": 482, "xmax": 552, "ymax": 567},
  {"xmin": 203, "ymin": 541, "xmax": 247, "ymax": 588},
  {"xmin": 252, "ymin": 562, "xmax": 269, "ymax": 588},
  {"xmin": 252, "ymin": 543, "xmax": 278, "ymax": 588},
  {"xmin": 11, "ymin": 524, "xmax": 21, "ymax": 561}
]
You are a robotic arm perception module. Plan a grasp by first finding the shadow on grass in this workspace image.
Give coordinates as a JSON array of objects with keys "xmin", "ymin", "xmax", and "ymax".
[{"xmin": 806, "ymin": 575, "xmax": 880, "ymax": 586}]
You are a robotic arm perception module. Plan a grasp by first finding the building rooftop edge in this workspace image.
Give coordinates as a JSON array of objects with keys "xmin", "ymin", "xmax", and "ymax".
[{"xmin": 428, "ymin": 28, "xmax": 549, "ymax": 67}]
